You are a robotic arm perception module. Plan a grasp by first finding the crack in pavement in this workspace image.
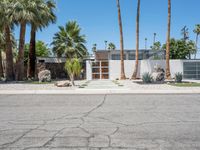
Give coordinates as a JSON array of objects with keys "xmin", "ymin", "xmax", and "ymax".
[
  {"xmin": 0, "ymin": 95, "xmax": 109, "ymax": 149},
  {"xmin": 0, "ymin": 121, "xmax": 47, "ymax": 149},
  {"xmin": 83, "ymin": 94, "xmax": 107, "ymax": 117},
  {"xmin": 1, "ymin": 94, "xmax": 200, "ymax": 149},
  {"xmin": 42, "ymin": 127, "xmax": 67, "ymax": 147}
]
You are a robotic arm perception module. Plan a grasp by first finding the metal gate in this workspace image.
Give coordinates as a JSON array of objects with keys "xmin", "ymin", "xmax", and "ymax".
[
  {"xmin": 92, "ymin": 61, "xmax": 109, "ymax": 80},
  {"xmin": 183, "ymin": 62, "xmax": 200, "ymax": 79}
]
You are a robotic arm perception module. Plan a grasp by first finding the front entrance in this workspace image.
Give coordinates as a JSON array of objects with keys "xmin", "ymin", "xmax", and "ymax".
[{"xmin": 92, "ymin": 61, "xmax": 109, "ymax": 80}]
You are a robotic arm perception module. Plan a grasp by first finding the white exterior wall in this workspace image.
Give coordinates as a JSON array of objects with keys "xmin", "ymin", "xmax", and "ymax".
[
  {"xmin": 86, "ymin": 60, "xmax": 200, "ymax": 80},
  {"xmin": 139, "ymin": 60, "xmax": 183, "ymax": 78},
  {"xmin": 109, "ymin": 60, "xmax": 136, "ymax": 80},
  {"xmin": 169, "ymin": 60, "xmax": 184, "ymax": 78},
  {"xmin": 86, "ymin": 61, "xmax": 92, "ymax": 80},
  {"xmin": 109, "ymin": 60, "xmax": 184, "ymax": 79}
]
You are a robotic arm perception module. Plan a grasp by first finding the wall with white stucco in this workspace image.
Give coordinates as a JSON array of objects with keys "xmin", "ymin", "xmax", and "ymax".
[
  {"xmin": 86, "ymin": 60, "xmax": 200, "ymax": 80},
  {"xmin": 86, "ymin": 61, "xmax": 92, "ymax": 80}
]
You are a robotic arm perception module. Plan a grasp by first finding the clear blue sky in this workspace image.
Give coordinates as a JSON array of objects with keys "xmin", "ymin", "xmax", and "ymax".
[{"xmin": 15, "ymin": 0, "xmax": 200, "ymax": 53}]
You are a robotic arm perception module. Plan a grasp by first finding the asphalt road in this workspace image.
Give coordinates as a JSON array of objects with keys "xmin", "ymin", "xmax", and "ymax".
[{"xmin": 0, "ymin": 94, "xmax": 200, "ymax": 150}]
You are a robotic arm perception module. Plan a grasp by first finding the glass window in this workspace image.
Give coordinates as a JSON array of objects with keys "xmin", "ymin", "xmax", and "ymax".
[
  {"xmin": 128, "ymin": 54, "xmax": 135, "ymax": 60},
  {"xmin": 101, "ymin": 62, "xmax": 109, "ymax": 67},
  {"xmin": 92, "ymin": 68, "xmax": 100, "ymax": 73},
  {"xmin": 92, "ymin": 74, "xmax": 100, "ymax": 79},
  {"xmin": 183, "ymin": 62, "xmax": 200, "ymax": 79},
  {"xmin": 111, "ymin": 54, "xmax": 126, "ymax": 60},
  {"xmin": 102, "ymin": 68, "xmax": 109, "ymax": 73},
  {"xmin": 128, "ymin": 54, "xmax": 143, "ymax": 60},
  {"xmin": 92, "ymin": 62, "xmax": 100, "ymax": 67},
  {"xmin": 101, "ymin": 74, "xmax": 109, "ymax": 79}
]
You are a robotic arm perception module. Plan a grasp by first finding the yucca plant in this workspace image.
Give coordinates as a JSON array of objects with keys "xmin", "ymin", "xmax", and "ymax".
[
  {"xmin": 64, "ymin": 58, "xmax": 81, "ymax": 86},
  {"xmin": 142, "ymin": 72, "xmax": 153, "ymax": 84},
  {"xmin": 175, "ymin": 72, "xmax": 183, "ymax": 83}
]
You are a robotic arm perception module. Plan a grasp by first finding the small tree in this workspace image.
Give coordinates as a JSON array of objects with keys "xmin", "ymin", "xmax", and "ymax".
[
  {"xmin": 151, "ymin": 41, "xmax": 161, "ymax": 51},
  {"xmin": 162, "ymin": 38, "xmax": 196, "ymax": 59},
  {"xmin": 64, "ymin": 58, "xmax": 81, "ymax": 86}
]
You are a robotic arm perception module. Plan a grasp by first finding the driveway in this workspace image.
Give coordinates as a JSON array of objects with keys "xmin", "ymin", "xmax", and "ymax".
[{"xmin": 0, "ymin": 94, "xmax": 200, "ymax": 150}]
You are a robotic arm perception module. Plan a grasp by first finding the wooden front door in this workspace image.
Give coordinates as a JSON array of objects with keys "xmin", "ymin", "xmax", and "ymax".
[{"xmin": 92, "ymin": 61, "xmax": 109, "ymax": 80}]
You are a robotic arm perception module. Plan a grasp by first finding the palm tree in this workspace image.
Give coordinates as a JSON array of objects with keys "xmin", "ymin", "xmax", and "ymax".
[
  {"xmin": 0, "ymin": 30, "xmax": 4, "ymax": 78},
  {"xmin": 116, "ymin": 0, "xmax": 126, "ymax": 80},
  {"xmin": 92, "ymin": 44, "xmax": 97, "ymax": 53},
  {"xmin": 145, "ymin": 38, "xmax": 147, "ymax": 50},
  {"xmin": 104, "ymin": 40, "xmax": 108, "ymax": 50},
  {"xmin": 64, "ymin": 58, "xmax": 81, "ymax": 86},
  {"xmin": 27, "ymin": 0, "xmax": 56, "ymax": 78},
  {"xmin": 14, "ymin": 0, "xmax": 39, "ymax": 80},
  {"xmin": 153, "ymin": 33, "xmax": 157, "ymax": 45},
  {"xmin": 132, "ymin": 0, "xmax": 140, "ymax": 79},
  {"xmin": 52, "ymin": 21, "xmax": 87, "ymax": 59},
  {"xmin": 0, "ymin": 0, "xmax": 15, "ymax": 81},
  {"xmin": 108, "ymin": 42, "xmax": 116, "ymax": 50},
  {"xmin": 166, "ymin": 0, "xmax": 171, "ymax": 79},
  {"xmin": 181, "ymin": 26, "xmax": 189, "ymax": 41},
  {"xmin": 0, "ymin": 26, "xmax": 17, "ymax": 79},
  {"xmin": 194, "ymin": 24, "xmax": 200, "ymax": 59},
  {"xmin": 0, "ymin": 50, "xmax": 3, "ymax": 78}
]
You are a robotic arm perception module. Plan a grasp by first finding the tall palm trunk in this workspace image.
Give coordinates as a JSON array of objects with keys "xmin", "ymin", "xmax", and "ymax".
[
  {"xmin": 116, "ymin": 0, "xmax": 126, "ymax": 80},
  {"xmin": 194, "ymin": 34, "xmax": 199, "ymax": 59},
  {"xmin": 28, "ymin": 25, "xmax": 36, "ymax": 78},
  {"xmin": 132, "ymin": 0, "xmax": 140, "ymax": 79},
  {"xmin": 5, "ymin": 26, "xmax": 14, "ymax": 81},
  {"xmin": 0, "ymin": 50, "xmax": 4, "ymax": 78},
  {"xmin": 166, "ymin": 0, "xmax": 171, "ymax": 79},
  {"xmin": 16, "ymin": 22, "xmax": 26, "ymax": 81}
]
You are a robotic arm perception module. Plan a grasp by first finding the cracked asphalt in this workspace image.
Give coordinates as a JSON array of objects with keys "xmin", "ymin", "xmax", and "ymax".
[{"xmin": 0, "ymin": 94, "xmax": 200, "ymax": 150}]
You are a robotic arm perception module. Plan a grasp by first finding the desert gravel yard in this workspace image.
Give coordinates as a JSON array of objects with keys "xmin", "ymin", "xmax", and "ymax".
[
  {"xmin": 0, "ymin": 94, "xmax": 200, "ymax": 149},
  {"xmin": 0, "ymin": 80, "xmax": 200, "ymax": 92}
]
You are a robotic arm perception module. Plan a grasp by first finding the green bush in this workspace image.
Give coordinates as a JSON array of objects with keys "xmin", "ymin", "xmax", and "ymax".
[
  {"xmin": 142, "ymin": 72, "xmax": 153, "ymax": 84},
  {"xmin": 175, "ymin": 72, "xmax": 183, "ymax": 83}
]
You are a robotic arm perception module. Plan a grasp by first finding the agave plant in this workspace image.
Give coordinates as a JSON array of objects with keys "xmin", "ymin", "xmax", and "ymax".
[
  {"xmin": 175, "ymin": 72, "xmax": 183, "ymax": 83},
  {"xmin": 142, "ymin": 72, "xmax": 153, "ymax": 84}
]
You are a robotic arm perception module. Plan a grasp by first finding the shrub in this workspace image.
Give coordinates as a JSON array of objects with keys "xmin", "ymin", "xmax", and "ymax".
[
  {"xmin": 142, "ymin": 72, "xmax": 153, "ymax": 84},
  {"xmin": 64, "ymin": 58, "xmax": 81, "ymax": 86},
  {"xmin": 175, "ymin": 72, "xmax": 183, "ymax": 83}
]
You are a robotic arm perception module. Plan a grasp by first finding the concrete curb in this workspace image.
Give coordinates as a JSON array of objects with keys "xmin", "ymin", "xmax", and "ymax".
[{"xmin": 0, "ymin": 89, "xmax": 199, "ymax": 94}]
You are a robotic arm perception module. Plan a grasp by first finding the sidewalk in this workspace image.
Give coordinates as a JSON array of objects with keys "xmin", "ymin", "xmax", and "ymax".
[{"xmin": 0, "ymin": 80, "xmax": 200, "ymax": 94}]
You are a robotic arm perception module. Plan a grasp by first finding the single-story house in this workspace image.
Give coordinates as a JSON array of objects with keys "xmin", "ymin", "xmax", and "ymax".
[
  {"xmin": 86, "ymin": 50, "xmax": 200, "ymax": 80},
  {"xmin": 36, "ymin": 50, "xmax": 200, "ymax": 80}
]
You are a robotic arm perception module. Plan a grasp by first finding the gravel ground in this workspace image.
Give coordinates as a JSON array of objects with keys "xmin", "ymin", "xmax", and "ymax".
[
  {"xmin": 0, "ymin": 80, "xmax": 200, "ymax": 91},
  {"xmin": 0, "ymin": 80, "xmax": 86, "ymax": 90},
  {"xmin": 119, "ymin": 80, "xmax": 200, "ymax": 91}
]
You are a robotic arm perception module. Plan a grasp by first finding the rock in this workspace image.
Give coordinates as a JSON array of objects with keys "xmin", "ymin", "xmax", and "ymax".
[
  {"xmin": 55, "ymin": 81, "xmax": 72, "ymax": 87},
  {"xmin": 37, "ymin": 62, "xmax": 46, "ymax": 73},
  {"xmin": 152, "ymin": 65, "xmax": 165, "ymax": 82},
  {"xmin": 38, "ymin": 70, "xmax": 51, "ymax": 83}
]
